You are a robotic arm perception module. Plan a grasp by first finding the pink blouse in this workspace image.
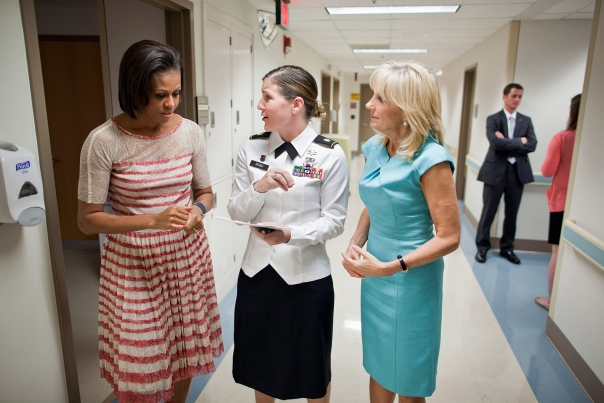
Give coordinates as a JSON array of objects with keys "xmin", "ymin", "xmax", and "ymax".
[{"xmin": 541, "ymin": 129, "xmax": 576, "ymax": 212}]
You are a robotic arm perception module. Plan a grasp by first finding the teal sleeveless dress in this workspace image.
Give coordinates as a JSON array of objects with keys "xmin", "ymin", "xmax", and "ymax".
[{"xmin": 359, "ymin": 134, "xmax": 454, "ymax": 397}]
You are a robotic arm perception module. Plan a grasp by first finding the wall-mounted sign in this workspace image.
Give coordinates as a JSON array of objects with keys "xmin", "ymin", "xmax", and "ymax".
[
  {"xmin": 276, "ymin": 0, "xmax": 290, "ymax": 30},
  {"xmin": 258, "ymin": 10, "xmax": 278, "ymax": 49},
  {"xmin": 350, "ymin": 93, "xmax": 360, "ymax": 101}
]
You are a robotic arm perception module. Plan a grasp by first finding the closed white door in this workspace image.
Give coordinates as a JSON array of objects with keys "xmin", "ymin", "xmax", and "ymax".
[
  {"xmin": 203, "ymin": 19, "xmax": 232, "ymax": 181},
  {"xmin": 231, "ymin": 30, "xmax": 253, "ymax": 267}
]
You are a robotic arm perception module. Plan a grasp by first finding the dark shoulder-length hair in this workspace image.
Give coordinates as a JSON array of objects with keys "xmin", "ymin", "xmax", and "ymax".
[
  {"xmin": 567, "ymin": 93, "xmax": 582, "ymax": 131},
  {"xmin": 118, "ymin": 40, "xmax": 183, "ymax": 119}
]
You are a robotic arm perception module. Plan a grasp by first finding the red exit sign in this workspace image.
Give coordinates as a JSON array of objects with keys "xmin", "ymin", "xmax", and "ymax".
[{"xmin": 277, "ymin": 0, "xmax": 289, "ymax": 30}]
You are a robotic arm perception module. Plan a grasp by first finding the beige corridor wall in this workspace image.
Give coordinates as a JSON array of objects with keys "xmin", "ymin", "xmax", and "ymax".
[
  {"xmin": 0, "ymin": 1, "xmax": 68, "ymax": 402},
  {"xmin": 439, "ymin": 24, "xmax": 512, "ymax": 225},
  {"xmin": 552, "ymin": 0, "xmax": 604, "ymax": 384},
  {"xmin": 505, "ymin": 20, "xmax": 591, "ymax": 242},
  {"xmin": 440, "ymin": 19, "xmax": 591, "ymax": 249}
]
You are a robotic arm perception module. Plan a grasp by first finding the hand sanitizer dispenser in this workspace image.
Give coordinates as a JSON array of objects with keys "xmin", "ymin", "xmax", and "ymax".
[{"xmin": 0, "ymin": 141, "xmax": 46, "ymax": 227}]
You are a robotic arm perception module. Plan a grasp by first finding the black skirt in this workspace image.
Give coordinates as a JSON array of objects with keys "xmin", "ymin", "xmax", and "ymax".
[
  {"xmin": 233, "ymin": 266, "xmax": 334, "ymax": 400},
  {"xmin": 548, "ymin": 211, "xmax": 564, "ymax": 245}
]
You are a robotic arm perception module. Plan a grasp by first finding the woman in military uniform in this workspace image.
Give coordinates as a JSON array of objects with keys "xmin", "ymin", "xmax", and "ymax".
[{"xmin": 227, "ymin": 65, "xmax": 349, "ymax": 403}]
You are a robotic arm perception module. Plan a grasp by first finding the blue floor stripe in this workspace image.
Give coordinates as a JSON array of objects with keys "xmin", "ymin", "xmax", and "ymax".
[{"xmin": 458, "ymin": 203, "xmax": 590, "ymax": 403}]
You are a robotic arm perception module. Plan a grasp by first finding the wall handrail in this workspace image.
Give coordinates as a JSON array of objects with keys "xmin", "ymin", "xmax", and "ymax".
[
  {"xmin": 562, "ymin": 218, "xmax": 604, "ymax": 273},
  {"xmin": 465, "ymin": 154, "xmax": 551, "ymax": 185}
]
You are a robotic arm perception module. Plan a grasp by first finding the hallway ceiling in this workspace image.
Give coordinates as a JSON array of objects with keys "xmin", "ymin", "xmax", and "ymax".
[{"xmin": 246, "ymin": 0, "xmax": 595, "ymax": 74}]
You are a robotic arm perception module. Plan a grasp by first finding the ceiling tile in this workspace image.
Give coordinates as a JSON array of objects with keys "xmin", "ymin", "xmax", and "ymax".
[
  {"xmin": 301, "ymin": 37, "xmax": 349, "ymax": 45},
  {"xmin": 534, "ymin": 13, "xmax": 569, "ymax": 20},
  {"xmin": 579, "ymin": 2, "xmax": 596, "ymax": 12},
  {"xmin": 333, "ymin": 20, "xmax": 393, "ymax": 30},
  {"xmin": 433, "ymin": 36, "xmax": 483, "ymax": 44},
  {"xmin": 545, "ymin": 0, "xmax": 594, "ymax": 14},
  {"xmin": 294, "ymin": 30, "xmax": 343, "ymax": 38},
  {"xmin": 464, "ymin": 0, "xmax": 536, "ymax": 3},
  {"xmin": 565, "ymin": 12, "xmax": 594, "ymax": 19},
  {"xmin": 389, "ymin": 19, "xmax": 453, "ymax": 30},
  {"xmin": 288, "ymin": 7, "xmax": 331, "ymax": 21},
  {"xmin": 456, "ymin": 4, "xmax": 533, "ymax": 18},
  {"xmin": 445, "ymin": 18, "xmax": 511, "ymax": 29},
  {"xmin": 340, "ymin": 30, "xmax": 392, "ymax": 38},
  {"xmin": 442, "ymin": 28, "xmax": 497, "ymax": 37},
  {"xmin": 288, "ymin": 0, "xmax": 324, "ymax": 7},
  {"xmin": 288, "ymin": 20, "xmax": 337, "ymax": 31},
  {"xmin": 346, "ymin": 38, "xmax": 392, "ymax": 45}
]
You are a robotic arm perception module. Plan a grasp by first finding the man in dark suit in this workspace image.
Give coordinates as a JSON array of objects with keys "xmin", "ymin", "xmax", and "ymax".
[{"xmin": 475, "ymin": 83, "xmax": 537, "ymax": 264}]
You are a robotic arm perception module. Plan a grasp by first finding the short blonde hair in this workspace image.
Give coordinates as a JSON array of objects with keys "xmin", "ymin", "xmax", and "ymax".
[{"xmin": 369, "ymin": 61, "xmax": 444, "ymax": 162}]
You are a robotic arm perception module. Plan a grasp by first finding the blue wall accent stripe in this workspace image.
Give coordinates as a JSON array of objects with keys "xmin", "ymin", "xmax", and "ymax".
[
  {"xmin": 465, "ymin": 155, "xmax": 552, "ymax": 184},
  {"xmin": 563, "ymin": 225, "xmax": 604, "ymax": 269}
]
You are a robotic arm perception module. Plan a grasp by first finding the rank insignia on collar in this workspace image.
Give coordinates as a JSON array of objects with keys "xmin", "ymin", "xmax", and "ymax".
[
  {"xmin": 260, "ymin": 155, "xmax": 266, "ymax": 162},
  {"xmin": 293, "ymin": 161, "xmax": 323, "ymax": 179}
]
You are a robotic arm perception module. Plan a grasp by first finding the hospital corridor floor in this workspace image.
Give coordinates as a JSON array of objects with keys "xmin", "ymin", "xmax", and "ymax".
[{"xmin": 189, "ymin": 156, "xmax": 589, "ymax": 403}]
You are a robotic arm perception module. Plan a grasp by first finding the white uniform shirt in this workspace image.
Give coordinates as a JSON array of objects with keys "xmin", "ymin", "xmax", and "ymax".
[{"xmin": 228, "ymin": 124, "xmax": 349, "ymax": 285}]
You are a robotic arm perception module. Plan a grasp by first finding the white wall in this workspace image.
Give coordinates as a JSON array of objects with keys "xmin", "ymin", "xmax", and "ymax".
[
  {"xmin": 35, "ymin": 5, "xmax": 98, "ymax": 36},
  {"xmin": 506, "ymin": 20, "xmax": 591, "ymax": 242},
  {"xmin": 552, "ymin": 1, "xmax": 604, "ymax": 383},
  {"xmin": 104, "ymin": 0, "xmax": 166, "ymax": 116},
  {"xmin": 0, "ymin": 1, "xmax": 68, "ymax": 402},
  {"xmin": 440, "ymin": 24, "xmax": 512, "ymax": 224},
  {"xmin": 440, "ymin": 20, "xmax": 591, "ymax": 246}
]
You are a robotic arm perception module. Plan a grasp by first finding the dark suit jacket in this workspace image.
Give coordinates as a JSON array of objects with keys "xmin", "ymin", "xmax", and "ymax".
[{"xmin": 477, "ymin": 110, "xmax": 537, "ymax": 185}]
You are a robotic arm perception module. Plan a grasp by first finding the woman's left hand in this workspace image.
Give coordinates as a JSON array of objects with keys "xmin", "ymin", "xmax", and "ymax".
[
  {"xmin": 252, "ymin": 222, "xmax": 291, "ymax": 245},
  {"xmin": 183, "ymin": 206, "xmax": 205, "ymax": 235},
  {"xmin": 341, "ymin": 245, "xmax": 398, "ymax": 278}
]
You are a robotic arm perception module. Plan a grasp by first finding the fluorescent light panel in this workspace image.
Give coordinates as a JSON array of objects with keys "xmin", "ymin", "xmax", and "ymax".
[
  {"xmin": 326, "ymin": 6, "xmax": 459, "ymax": 15},
  {"xmin": 364, "ymin": 65, "xmax": 378, "ymax": 69},
  {"xmin": 354, "ymin": 49, "xmax": 428, "ymax": 54}
]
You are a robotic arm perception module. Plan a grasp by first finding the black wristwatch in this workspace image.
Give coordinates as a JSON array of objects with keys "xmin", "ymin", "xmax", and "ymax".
[
  {"xmin": 397, "ymin": 255, "xmax": 408, "ymax": 273},
  {"xmin": 194, "ymin": 202, "xmax": 207, "ymax": 218}
]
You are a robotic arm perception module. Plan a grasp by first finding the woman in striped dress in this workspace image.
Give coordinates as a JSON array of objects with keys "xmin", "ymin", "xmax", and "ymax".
[{"xmin": 77, "ymin": 40, "xmax": 223, "ymax": 403}]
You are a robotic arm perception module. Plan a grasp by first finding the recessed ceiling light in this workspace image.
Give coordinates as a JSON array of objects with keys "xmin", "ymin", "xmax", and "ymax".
[
  {"xmin": 364, "ymin": 65, "xmax": 379, "ymax": 69},
  {"xmin": 326, "ymin": 6, "xmax": 459, "ymax": 15},
  {"xmin": 354, "ymin": 49, "xmax": 428, "ymax": 54},
  {"xmin": 435, "ymin": 70, "xmax": 443, "ymax": 76}
]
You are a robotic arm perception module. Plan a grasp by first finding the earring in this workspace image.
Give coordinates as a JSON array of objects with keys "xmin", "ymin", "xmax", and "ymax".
[{"xmin": 403, "ymin": 121, "xmax": 408, "ymax": 126}]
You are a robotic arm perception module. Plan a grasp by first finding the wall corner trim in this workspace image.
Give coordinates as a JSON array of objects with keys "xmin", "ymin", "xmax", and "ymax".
[
  {"xmin": 506, "ymin": 21, "xmax": 521, "ymax": 84},
  {"xmin": 546, "ymin": 316, "xmax": 604, "ymax": 403}
]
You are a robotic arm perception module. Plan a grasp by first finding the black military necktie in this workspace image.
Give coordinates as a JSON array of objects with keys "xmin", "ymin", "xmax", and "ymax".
[{"xmin": 274, "ymin": 141, "xmax": 298, "ymax": 160}]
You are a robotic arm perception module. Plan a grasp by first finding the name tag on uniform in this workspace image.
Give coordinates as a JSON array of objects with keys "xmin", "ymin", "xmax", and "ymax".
[{"xmin": 250, "ymin": 160, "xmax": 269, "ymax": 171}]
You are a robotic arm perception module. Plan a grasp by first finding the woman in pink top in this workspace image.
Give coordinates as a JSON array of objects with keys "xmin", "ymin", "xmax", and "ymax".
[{"xmin": 536, "ymin": 94, "xmax": 581, "ymax": 310}]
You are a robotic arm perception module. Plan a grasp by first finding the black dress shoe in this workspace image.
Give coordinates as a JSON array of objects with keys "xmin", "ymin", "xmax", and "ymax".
[
  {"xmin": 475, "ymin": 250, "xmax": 487, "ymax": 263},
  {"xmin": 500, "ymin": 250, "xmax": 521, "ymax": 264}
]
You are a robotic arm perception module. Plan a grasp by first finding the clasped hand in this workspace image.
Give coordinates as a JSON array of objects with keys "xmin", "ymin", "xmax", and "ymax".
[
  {"xmin": 154, "ymin": 205, "xmax": 204, "ymax": 234},
  {"xmin": 341, "ymin": 244, "xmax": 393, "ymax": 278}
]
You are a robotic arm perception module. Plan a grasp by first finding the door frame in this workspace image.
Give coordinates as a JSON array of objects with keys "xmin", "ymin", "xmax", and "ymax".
[
  {"xmin": 456, "ymin": 65, "xmax": 477, "ymax": 200},
  {"xmin": 97, "ymin": 0, "xmax": 197, "ymax": 121},
  {"xmin": 19, "ymin": 0, "xmax": 196, "ymax": 401}
]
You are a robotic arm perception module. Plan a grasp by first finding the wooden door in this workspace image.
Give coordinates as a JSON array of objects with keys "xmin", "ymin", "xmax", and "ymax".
[
  {"xmin": 358, "ymin": 84, "xmax": 374, "ymax": 148},
  {"xmin": 456, "ymin": 67, "xmax": 476, "ymax": 200},
  {"xmin": 321, "ymin": 74, "xmax": 330, "ymax": 134},
  {"xmin": 332, "ymin": 78, "xmax": 340, "ymax": 134},
  {"xmin": 39, "ymin": 38, "xmax": 106, "ymax": 241}
]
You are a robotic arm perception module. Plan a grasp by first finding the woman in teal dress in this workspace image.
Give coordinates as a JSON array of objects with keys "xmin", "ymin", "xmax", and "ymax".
[{"xmin": 341, "ymin": 61, "xmax": 460, "ymax": 403}]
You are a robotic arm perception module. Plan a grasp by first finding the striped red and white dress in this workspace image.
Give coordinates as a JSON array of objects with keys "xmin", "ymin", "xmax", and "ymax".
[{"xmin": 78, "ymin": 117, "xmax": 223, "ymax": 403}]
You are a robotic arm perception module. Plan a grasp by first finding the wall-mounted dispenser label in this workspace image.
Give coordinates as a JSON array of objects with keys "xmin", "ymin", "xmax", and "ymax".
[
  {"xmin": 0, "ymin": 142, "xmax": 45, "ymax": 227},
  {"xmin": 196, "ymin": 96, "xmax": 210, "ymax": 126}
]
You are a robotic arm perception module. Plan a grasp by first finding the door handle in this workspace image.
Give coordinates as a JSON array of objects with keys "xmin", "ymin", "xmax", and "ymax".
[
  {"xmin": 236, "ymin": 110, "xmax": 240, "ymax": 125},
  {"xmin": 210, "ymin": 111, "xmax": 215, "ymax": 128}
]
